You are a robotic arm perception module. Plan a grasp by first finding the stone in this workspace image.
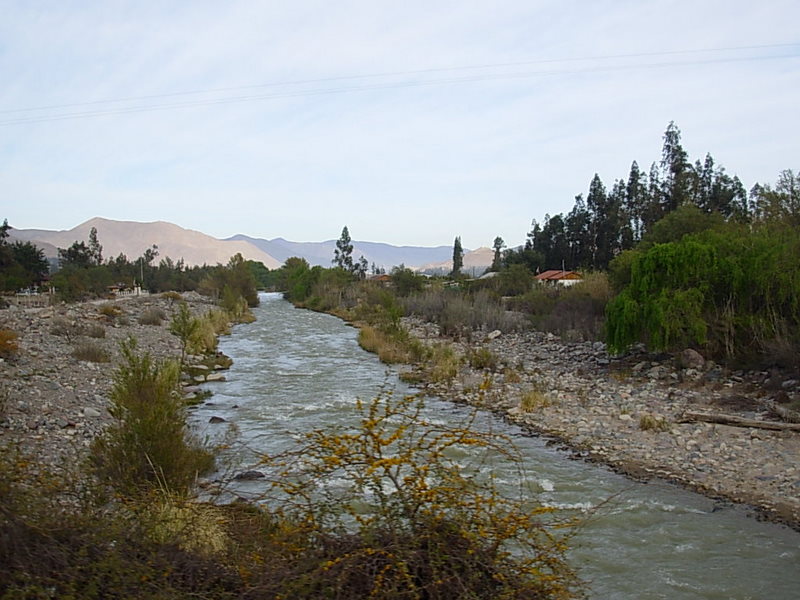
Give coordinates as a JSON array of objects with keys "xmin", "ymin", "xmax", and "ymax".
[
  {"xmin": 83, "ymin": 407, "xmax": 102, "ymax": 418},
  {"xmin": 205, "ymin": 373, "xmax": 226, "ymax": 382},
  {"xmin": 678, "ymin": 348, "xmax": 705, "ymax": 370},
  {"xmin": 209, "ymin": 416, "xmax": 226, "ymax": 424},
  {"xmin": 487, "ymin": 330, "xmax": 502, "ymax": 341},
  {"xmin": 233, "ymin": 470, "xmax": 265, "ymax": 480}
]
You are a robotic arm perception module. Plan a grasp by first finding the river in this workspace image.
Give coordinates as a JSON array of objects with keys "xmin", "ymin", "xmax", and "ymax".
[{"xmin": 191, "ymin": 293, "xmax": 800, "ymax": 599}]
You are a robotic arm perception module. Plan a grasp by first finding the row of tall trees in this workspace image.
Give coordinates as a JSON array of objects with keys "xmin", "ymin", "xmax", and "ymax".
[{"xmin": 506, "ymin": 123, "xmax": 797, "ymax": 272}]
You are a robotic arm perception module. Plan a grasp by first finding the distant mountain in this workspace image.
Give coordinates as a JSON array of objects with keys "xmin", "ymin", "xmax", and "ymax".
[
  {"xmin": 418, "ymin": 247, "xmax": 495, "ymax": 276},
  {"xmin": 228, "ymin": 234, "xmax": 455, "ymax": 270},
  {"xmin": 12, "ymin": 218, "xmax": 281, "ymax": 269}
]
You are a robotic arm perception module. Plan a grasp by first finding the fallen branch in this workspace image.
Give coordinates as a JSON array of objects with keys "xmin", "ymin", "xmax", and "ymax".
[{"xmin": 678, "ymin": 410, "xmax": 800, "ymax": 432}]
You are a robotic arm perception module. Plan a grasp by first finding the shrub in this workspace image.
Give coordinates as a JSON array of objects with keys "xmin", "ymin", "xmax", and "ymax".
[
  {"xmin": 358, "ymin": 324, "xmax": 426, "ymax": 365},
  {"xmin": 254, "ymin": 392, "xmax": 577, "ymax": 598},
  {"xmin": 90, "ymin": 339, "xmax": 214, "ymax": 498},
  {"xmin": 138, "ymin": 307, "xmax": 167, "ymax": 326},
  {"xmin": 84, "ymin": 323, "xmax": 106, "ymax": 338},
  {"xmin": 639, "ymin": 414, "xmax": 670, "ymax": 432},
  {"xmin": 206, "ymin": 308, "xmax": 232, "ymax": 336},
  {"xmin": 467, "ymin": 346, "xmax": 499, "ymax": 371},
  {"xmin": 428, "ymin": 344, "xmax": 461, "ymax": 383},
  {"xmin": 189, "ymin": 317, "xmax": 218, "ymax": 356},
  {"xmin": 520, "ymin": 387, "xmax": 550, "ymax": 412},
  {"xmin": 50, "ymin": 317, "xmax": 82, "ymax": 341},
  {"xmin": 72, "ymin": 341, "xmax": 110, "ymax": 363},
  {"xmin": 161, "ymin": 290, "xmax": 183, "ymax": 305},
  {"xmin": 98, "ymin": 302, "xmax": 123, "ymax": 320},
  {"xmin": 0, "ymin": 329, "xmax": 19, "ymax": 360}
]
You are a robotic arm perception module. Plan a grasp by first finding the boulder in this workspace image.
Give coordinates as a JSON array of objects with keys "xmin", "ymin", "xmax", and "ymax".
[
  {"xmin": 678, "ymin": 348, "xmax": 705, "ymax": 370},
  {"xmin": 208, "ymin": 416, "xmax": 226, "ymax": 424}
]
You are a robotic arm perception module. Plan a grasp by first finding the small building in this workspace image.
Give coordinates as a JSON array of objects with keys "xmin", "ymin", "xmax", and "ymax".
[
  {"xmin": 534, "ymin": 270, "xmax": 583, "ymax": 287},
  {"xmin": 367, "ymin": 274, "xmax": 393, "ymax": 287}
]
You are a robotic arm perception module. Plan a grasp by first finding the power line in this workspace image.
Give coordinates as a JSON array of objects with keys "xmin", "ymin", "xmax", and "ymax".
[{"xmin": 1, "ymin": 44, "xmax": 797, "ymax": 127}]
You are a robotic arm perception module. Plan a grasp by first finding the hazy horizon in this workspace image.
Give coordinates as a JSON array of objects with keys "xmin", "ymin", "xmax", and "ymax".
[{"xmin": 2, "ymin": 2, "xmax": 798, "ymax": 249}]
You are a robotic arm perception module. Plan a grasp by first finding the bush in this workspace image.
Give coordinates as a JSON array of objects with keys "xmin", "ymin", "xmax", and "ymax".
[
  {"xmin": 254, "ymin": 392, "xmax": 577, "ymax": 598},
  {"xmin": 467, "ymin": 346, "xmax": 499, "ymax": 371},
  {"xmin": 357, "ymin": 324, "xmax": 426, "ymax": 365},
  {"xmin": 161, "ymin": 290, "xmax": 183, "ymax": 305},
  {"xmin": 606, "ymin": 225, "xmax": 800, "ymax": 365},
  {"xmin": 0, "ymin": 329, "xmax": 19, "ymax": 360},
  {"xmin": 520, "ymin": 387, "xmax": 550, "ymax": 412},
  {"xmin": 404, "ymin": 289, "xmax": 525, "ymax": 339},
  {"xmin": 428, "ymin": 344, "xmax": 461, "ymax": 383},
  {"xmin": 138, "ymin": 307, "xmax": 167, "ymax": 326},
  {"xmin": 98, "ymin": 302, "xmax": 123, "ymax": 320},
  {"xmin": 72, "ymin": 341, "xmax": 110, "ymax": 363},
  {"xmin": 639, "ymin": 414, "xmax": 670, "ymax": 432},
  {"xmin": 90, "ymin": 339, "xmax": 214, "ymax": 498},
  {"xmin": 84, "ymin": 323, "xmax": 106, "ymax": 338}
]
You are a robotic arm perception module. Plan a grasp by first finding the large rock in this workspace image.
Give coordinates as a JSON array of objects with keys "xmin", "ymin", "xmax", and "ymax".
[{"xmin": 678, "ymin": 348, "xmax": 705, "ymax": 370}]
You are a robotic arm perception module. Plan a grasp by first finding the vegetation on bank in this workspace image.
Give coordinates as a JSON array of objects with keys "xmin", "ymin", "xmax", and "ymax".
[
  {"xmin": 1, "ymin": 290, "xmax": 579, "ymax": 598},
  {"xmin": 266, "ymin": 124, "xmax": 799, "ymax": 372}
]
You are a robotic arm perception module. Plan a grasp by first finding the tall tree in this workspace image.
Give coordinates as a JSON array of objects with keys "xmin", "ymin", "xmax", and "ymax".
[
  {"xmin": 625, "ymin": 161, "xmax": 648, "ymax": 242},
  {"xmin": 88, "ymin": 226, "xmax": 103, "ymax": 266},
  {"xmin": 333, "ymin": 226, "xmax": 354, "ymax": 272},
  {"xmin": 660, "ymin": 121, "xmax": 693, "ymax": 212},
  {"xmin": 565, "ymin": 195, "xmax": 592, "ymax": 269},
  {"xmin": 490, "ymin": 236, "xmax": 505, "ymax": 272},
  {"xmin": 451, "ymin": 236, "xmax": 464, "ymax": 277}
]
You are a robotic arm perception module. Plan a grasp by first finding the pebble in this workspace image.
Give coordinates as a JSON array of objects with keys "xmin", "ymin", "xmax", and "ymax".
[{"xmin": 402, "ymin": 316, "xmax": 800, "ymax": 529}]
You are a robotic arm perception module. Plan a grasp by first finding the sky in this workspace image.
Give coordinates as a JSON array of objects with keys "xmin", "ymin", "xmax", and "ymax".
[{"xmin": 1, "ymin": 1, "xmax": 799, "ymax": 250}]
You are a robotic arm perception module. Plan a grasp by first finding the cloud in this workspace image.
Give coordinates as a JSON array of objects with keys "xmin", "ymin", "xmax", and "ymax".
[{"xmin": 2, "ymin": 1, "xmax": 799, "ymax": 248}]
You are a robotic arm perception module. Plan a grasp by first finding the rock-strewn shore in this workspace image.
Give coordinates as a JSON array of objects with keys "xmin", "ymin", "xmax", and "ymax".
[
  {"xmin": 402, "ymin": 317, "xmax": 800, "ymax": 529},
  {"xmin": 3, "ymin": 298, "xmax": 799, "ymax": 529},
  {"xmin": 0, "ymin": 293, "xmax": 215, "ymax": 479}
]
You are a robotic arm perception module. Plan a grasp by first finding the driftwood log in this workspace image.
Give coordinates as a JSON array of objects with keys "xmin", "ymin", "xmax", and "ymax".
[{"xmin": 678, "ymin": 410, "xmax": 800, "ymax": 432}]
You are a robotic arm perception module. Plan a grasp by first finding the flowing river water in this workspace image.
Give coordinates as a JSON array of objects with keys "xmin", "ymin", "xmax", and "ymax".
[{"xmin": 192, "ymin": 293, "xmax": 799, "ymax": 599}]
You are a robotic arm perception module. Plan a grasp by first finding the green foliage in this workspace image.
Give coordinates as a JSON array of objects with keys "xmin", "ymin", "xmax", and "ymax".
[
  {"xmin": 90, "ymin": 339, "xmax": 214, "ymax": 498},
  {"xmin": 391, "ymin": 265, "xmax": 426, "ymax": 296},
  {"xmin": 606, "ymin": 224, "xmax": 800, "ymax": 366},
  {"xmin": 169, "ymin": 302, "xmax": 200, "ymax": 364},
  {"xmin": 497, "ymin": 263, "xmax": 534, "ymax": 296},
  {"xmin": 256, "ymin": 392, "xmax": 577, "ymax": 599},
  {"xmin": 467, "ymin": 346, "xmax": 499, "ymax": 371},
  {"xmin": 333, "ymin": 225, "xmax": 354, "ymax": 271},
  {"xmin": 450, "ymin": 235, "xmax": 464, "ymax": 277}
]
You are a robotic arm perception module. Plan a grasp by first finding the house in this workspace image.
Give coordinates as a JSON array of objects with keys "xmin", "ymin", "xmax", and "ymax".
[{"xmin": 534, "ymin": 270, "xmax": 583, "ymax": 286}]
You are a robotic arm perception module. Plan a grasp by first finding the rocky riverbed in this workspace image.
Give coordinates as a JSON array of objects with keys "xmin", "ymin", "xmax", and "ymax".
[
  {"xmin": 3, "ymin": 297, "xmax": 799, "ymax": 529},
  {"xmin": 402, "ymin": 317, "xmax": 800, "ymax": 529},
  {"xmin": 0, "ymin": 293, "xmax": 216, "ymax": 482}
]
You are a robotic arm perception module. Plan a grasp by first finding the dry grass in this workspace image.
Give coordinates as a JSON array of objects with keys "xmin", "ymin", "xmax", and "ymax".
[
  {"xmin": 72, "ymin": 341, "xmax": 110, "ymax": 363},
  {"xmin": 639, "ymin": 414, "xmax": 670, "ymax": 432},
  {"xmin": 520, "ymin": 387, "xmax": 551, "ymax": 412},
  {"xmin": 138, "ymin": 307, "xmax": 167, "ymax": 326},
  {"xmin": 0, "ymin": 329, "xmax": 19, "ymax": 360}
]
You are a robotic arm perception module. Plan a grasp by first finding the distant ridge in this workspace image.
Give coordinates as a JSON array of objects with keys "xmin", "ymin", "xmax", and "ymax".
[
  {"xmin": 12, "ymin": 217, "xmax": 490, "ymax": 272},
  {"xmin": 228, "ymin": 234, "xmax": 455, "ymax": 270},
  {"xmin": 12, "ymin": 217, "xmax": 281, "ymax": 269}
]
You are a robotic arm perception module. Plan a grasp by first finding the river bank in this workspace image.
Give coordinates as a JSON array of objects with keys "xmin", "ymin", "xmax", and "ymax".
[
  {"xmin": 399, "ymin": 316, "xmax": 800, "ymax": 530},
  {"xmin": 0, "ymin": 293, "xmax": 217, "ymax": 479},
  {"xmin": 3, "ymin": 294, "xmax": 799, "ymax": 530}
]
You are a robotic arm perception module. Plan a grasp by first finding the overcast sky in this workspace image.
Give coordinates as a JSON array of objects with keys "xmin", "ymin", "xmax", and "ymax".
[{"xmin": 2, "ymin": 1, "xmax": 798, "ymax": 249}]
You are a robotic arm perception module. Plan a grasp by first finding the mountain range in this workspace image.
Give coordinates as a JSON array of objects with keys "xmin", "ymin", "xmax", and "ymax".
[{"xmin": 10, "ymin": 218, "xmax": 493, "ymax": 272}]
